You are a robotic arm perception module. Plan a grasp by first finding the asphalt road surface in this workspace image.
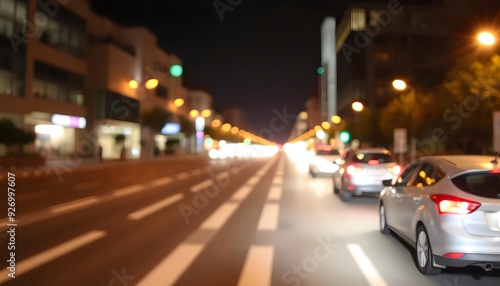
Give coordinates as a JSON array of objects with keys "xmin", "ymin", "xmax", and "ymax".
[{"xmin": 0, "ymin": 152, "xmax": 499, "ymax": 285}]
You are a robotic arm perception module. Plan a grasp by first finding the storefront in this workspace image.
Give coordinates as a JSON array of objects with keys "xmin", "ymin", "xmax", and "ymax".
[
  {"xmin": 97, "ymin": 119, "xmax": 141, "ymax": 159},
  {"xmin": 24, "ymin": 112, "xmax": 87, "ymax": 160}
]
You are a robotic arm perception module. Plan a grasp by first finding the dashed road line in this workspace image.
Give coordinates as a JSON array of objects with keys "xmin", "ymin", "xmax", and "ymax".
[
  {"xmin": 113, "ymin": 184, "xmax": 144, "ymax": 197},
  {"xmin": 257, "ymin": 203, "xmax": 280, "ymax": 230},
  {"xmin": 190, "ymin": 179, "xmax": 214, "ymax": 193},
  {"xmin": 347, "ymin": 244, "xmax": 388, "ymax": 286},
  {"xmin": 50, "ymin": 196, "xmax": 99, "ymax": 214},
  {"xmin": 238, "ymin": 245, "xmax": 274, "ymax": 286},
  {"xmin": 138, "ymin": 157, "xmax": 277, "ymax": 285},
  {"xmin": 0, "ymin": 230, "xmax": 106, "ymax": 284},
  {"xmin": 127, "ymin": 193, "xmax": 184, "ymax": 220}
]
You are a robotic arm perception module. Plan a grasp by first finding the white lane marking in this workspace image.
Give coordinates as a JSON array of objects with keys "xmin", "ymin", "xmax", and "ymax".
[
  {"xmin": 267, "ymin": 185, "xmax": 282, "ymax": 200},
  {"xmin": 238, "ymin": 246, "xmax": 274, "ymax": 286},
  {"xmin": 113, "ymin": 184, "xmax": 144, "ymax": 197},
  {"xmin": 272, "ymin": 177, "xmax": 283, "ymax": 185},
  {"xmin": 74, "ymin": 180, "xmax": 100, "ymax": 190},
  {"xmin": 257, "ymin": 203, "xmax": 280, "ymax": 230},
  {"xmin": 216, "ymin": 171, "xmax": 230, "ymax": 182},
  {"xmin": 190, "ymin": 179, "xmax": 214, "ymax": 193},
  {"xmin": 50, "ymin": 196, "xmax": 99, "ymax": 214},
  {"xmin": 127, "ymin": 193, "xmax": 184, "ymax": 220},
  {"xmin": 190, "ymin": 168, "xmax": 203, "ymax": 176},
  {"xmin": 175, "ymin": 172, "xmax": 190, "ymax": 180},
  {"xmin": 150, "ymin": 177, "xmax": 173, "ymax": 187},
  {"xmin": 139, "ymin": 158, "xmax": 278, "ymax": 285},
  {"xmin": 137, "ymin": 243, "xmax": 204, "ymax": 286},
  {"xmin": 200, "ymin": 202, "xmax": 239, "ymax": 230},
  {"xmin": 0, "ymin": 230, "xmax": 106, "ymax": 283},
  {"xmin": 347, "ymin": 244, "xmax": 388, "ymax": 286},
  {"xmin": 247, "ymin": 176, "xmax": 260, "ymax": 185},
  {"xmin": 231, "ymin": 185, "xmax": 254, "ymax": 201}
]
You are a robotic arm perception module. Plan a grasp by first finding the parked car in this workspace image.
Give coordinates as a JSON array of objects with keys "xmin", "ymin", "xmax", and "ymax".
[
  {"xmin": 308, "ymin": 145, "xmax": 342, "ymax": 177},
  {"xmin": 379, "ymin": 155, "xmax": 500, "ymax": 275},
  {"xmin": 333, "ymin": 148, "xmax": 401, "ymax": 201}
]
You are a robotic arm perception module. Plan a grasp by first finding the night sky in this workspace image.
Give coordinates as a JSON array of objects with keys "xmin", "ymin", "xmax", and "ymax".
[
  {"xmin": 89, "ymin": 0, "xmax": 351, "ymax": 143},
  {"xmin": 88, "ymin": 0, "xmax": 491, "ymax": 143}
]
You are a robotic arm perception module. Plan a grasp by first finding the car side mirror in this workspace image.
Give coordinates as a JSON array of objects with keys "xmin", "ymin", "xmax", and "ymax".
[{"xmin": 382, "ymin": 179, "xmax": 393, "ymax": 187}]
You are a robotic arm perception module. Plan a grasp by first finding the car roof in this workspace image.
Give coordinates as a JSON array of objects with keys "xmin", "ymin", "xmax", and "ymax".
[{"xmin": 420, "ymin": 155, "xmax": 500, "ymax": 177}]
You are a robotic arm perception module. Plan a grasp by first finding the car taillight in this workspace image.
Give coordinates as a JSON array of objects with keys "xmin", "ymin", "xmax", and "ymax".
[
  {"xmin": 388, "ymin": 165, "xmax": 401, "ymax": 175},
  {"xmin": 368, "ymin": 159, "xmax": 379, "ymax": 165},
  {"xmin": 430, "ymin": 194, "xmax": 481, "ymax": 215},
  {"xmin": 346, "ymin": 165, "xmax": 362, "ymax": 176}
]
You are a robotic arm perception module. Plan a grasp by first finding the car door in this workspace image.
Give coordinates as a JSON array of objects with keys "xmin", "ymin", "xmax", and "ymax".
[
  {"xmin": 398, "ymin": 163, "xmax": 439, "ymax": 236},
  {"xmin": 386, "ymin": 162, "xmax": 419, "ymax": 232}
]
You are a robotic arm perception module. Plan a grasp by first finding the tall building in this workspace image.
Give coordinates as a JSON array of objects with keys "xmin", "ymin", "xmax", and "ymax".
[
  {"xmin": 334, "ymin": 1, "xmax": 454, "ymax": 120},
  {"xmin": 0, "ymin": 0, "xmax": 187, "ymax": 160}
]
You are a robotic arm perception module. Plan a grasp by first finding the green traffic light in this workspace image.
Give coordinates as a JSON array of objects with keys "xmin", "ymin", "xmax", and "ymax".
[
  {"xmin": 170, "ymin": 64, "xmax": 183, "ymax": 77},
  {"xmin": 317, "ymin": 67, "xmax": 324, "ymax": 75},
  {"xmin": 340, "ymin": 131, "xmax": 350, "ymax": 143}
]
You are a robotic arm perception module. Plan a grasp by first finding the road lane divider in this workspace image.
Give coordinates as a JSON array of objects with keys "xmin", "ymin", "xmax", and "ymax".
[
  {"xmin": 50, "ymin": 196, "xmax": 99, "ymax": 214},
  {"xmin": 175, "ymin": 172, "xmax": 190, "ymax": 180},
  {"xmin": 347, "ymin": 244, "xmax": 388, "ymax": 286},
  {"xmin": 257, "ymin": 203, "xmax": 280, "ymax": 230},
  {"xmin": 137, "ymin": 243, "xmax": 205, "ymax": 286},
  {"xmin": 200, "ymin": 202, "xmax": 239, "ymax": 230},
  {"xmin": 113, "ymin": 184, "xmax": 145, "ymax": 197},
  {"xmin": 267, "ymin": 185, "xmax": 282, "ymax": 201},
  {"xmin": 190, "ymin": 179, "xmax": 214, "ymax": 193},
  {"xmin": 0, "ymin": 230, "xmax": 106, "ymax": 283},
  {"xmin": 238, "ymin": 245, "xmax": 274, "ymax": 286},
  {"xmin": 150, "ymin": 176, "xmax": 173, "ymax": 187},
  {"xmin": 127, "ymin": 193, "xmax": 184, "ymax": 221},
  {"xmin": 138, "ymin": 156, "xmax": 277, "ymax": 285}
]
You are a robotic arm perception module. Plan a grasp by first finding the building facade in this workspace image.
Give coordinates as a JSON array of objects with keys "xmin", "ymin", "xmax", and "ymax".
[
  {"xmin": 0, "ymin": 0, "xmax": 187, "ymax": 160},
  {"xmin": 335, "ymin": 2, "xmax": 453, "ymax": 121}
]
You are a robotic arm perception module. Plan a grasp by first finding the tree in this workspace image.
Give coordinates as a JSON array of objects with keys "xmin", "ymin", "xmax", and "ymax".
[
  {"xmin": 379, "ymin": 89, "xmax": 436, "ymax": 140},
  {"xmin": 141, "ymin": 107, "xmax": 172, "ymax": 133},
  {"xmin": 0, "ymin": 119, "xmax": 36, "ymax": 155},
  {"xmin": 438, "ymin": 53, "xmax": 500, "ymax": 153}
]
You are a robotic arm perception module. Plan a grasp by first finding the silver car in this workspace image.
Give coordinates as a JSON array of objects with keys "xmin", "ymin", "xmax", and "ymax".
[
  {"xmin": 308, "ymin": 145, "xmax": 341, "ymax": 177},
  {"xmin": 379, "ymin": 155, "xmax": 500, "ymax": 275},
  {"xmin": 333, "ymin": 148, "xmax": 401, "ymax": 201}
]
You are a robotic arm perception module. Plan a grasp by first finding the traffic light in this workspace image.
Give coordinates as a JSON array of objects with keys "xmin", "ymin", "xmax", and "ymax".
[
  {"xmin": 170, "ymin": 64, "xmax": 183, "ymax": 77},
  {"xmin": 339, "ymin": 131, "xmax": 350, "ymax": 143},
  {"xmin": 317, "ymin": 66, "xmax": 324, "ymax": 75}
]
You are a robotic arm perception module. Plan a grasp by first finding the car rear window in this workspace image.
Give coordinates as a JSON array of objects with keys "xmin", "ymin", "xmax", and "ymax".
[
  {"xmin": 451, "ymin": 172, "xmax": 500, "ymax": 199},
  {"xmin": 316, "ymin": 149, "xmax": 340, "ymax": 156},
  {"xmin": 352, "ymin": 153, "xmax": 394, "ymax": 164}
]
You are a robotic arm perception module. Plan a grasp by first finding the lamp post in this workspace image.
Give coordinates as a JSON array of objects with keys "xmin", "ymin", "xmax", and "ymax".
[
  {"xmin": 392, "ymin": 79, "xmax": 417, "ymax": 163},
  {"xmin": 190, "ymin": 109, "xmax": 212, "ymax": 153}
]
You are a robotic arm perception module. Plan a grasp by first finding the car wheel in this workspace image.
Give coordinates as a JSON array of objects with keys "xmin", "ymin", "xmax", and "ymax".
[
  {"xmin": 333, "ymin": 178, "xmax": 339, "ymax": 194},
  {"xmin": 379, "ymin": 204, "xmax": 391, "ymax": 234},
  {"xmin": 415, "ymin": 225, "xmax": 442, "ymax": 275},
  {"xmin": 309, "ymin": 166, "xmax": 317, "ymax": 178},
  {"xmin": 339, "ymin": 185, "xmax": 351, "ymax": 202}
]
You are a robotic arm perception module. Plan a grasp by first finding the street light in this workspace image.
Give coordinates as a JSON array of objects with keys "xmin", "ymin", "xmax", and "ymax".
[
  {"xmin": 352, "ymin": 101, "xmax": 364, "ymax": 112},
  {"xmin": 128, "ymin": 78, "xmax": 159, "ymax": 90},
  {"xmin": 477, "ymin": 31, "xmax": 495, "ymax": 46},
  {"xmin": 392, "ymin": 79, "xmax": 407, "ymax": 91},
  {"xmin": 173, "ymin": 98, "xmax": 184, "ymax": 108},
  {"xmin": 331, "ymin": 115, "xmax": 341, "ymax": 124}
]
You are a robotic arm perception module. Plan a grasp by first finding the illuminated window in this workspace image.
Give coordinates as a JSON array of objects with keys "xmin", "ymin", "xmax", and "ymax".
[{"xmin": 351, "ymin": 8, "xmax": 366, "ymax": 31}]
